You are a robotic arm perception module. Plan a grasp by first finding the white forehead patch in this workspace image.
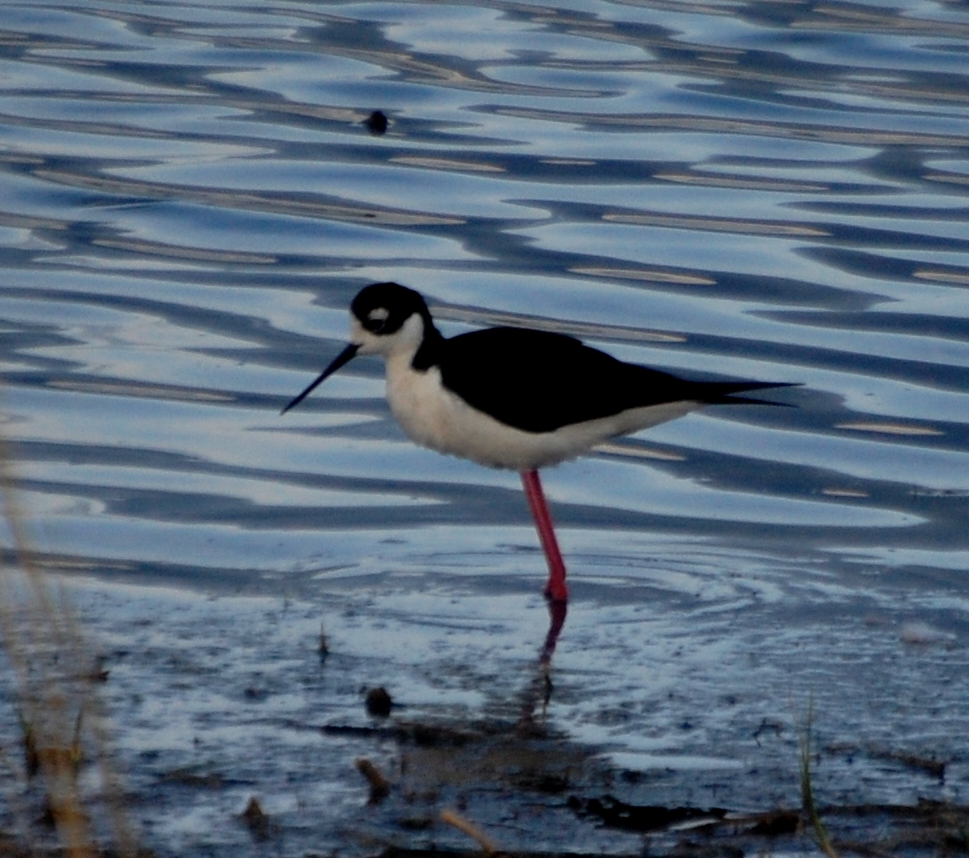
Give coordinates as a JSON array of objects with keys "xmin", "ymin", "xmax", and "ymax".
[{"xmin": 367, "ymin": 307, "xmax": 390, "ymax": 323}]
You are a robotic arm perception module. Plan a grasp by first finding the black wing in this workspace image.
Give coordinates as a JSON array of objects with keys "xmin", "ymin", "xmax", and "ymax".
[{"xmin": 439, "ymin": 327, "xmax": 787, "ymax": 434}]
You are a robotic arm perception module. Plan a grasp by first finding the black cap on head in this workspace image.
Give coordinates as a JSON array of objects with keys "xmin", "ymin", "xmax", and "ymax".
[{"xmin": 351, "ymin": 282, "xmax": 430, "ymax": 335}]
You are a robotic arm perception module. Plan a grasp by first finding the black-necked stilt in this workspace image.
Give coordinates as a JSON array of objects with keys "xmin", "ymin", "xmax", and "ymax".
[{"xmin": 283, "ymin": 281, "xmax": 793, "ymax": 604}]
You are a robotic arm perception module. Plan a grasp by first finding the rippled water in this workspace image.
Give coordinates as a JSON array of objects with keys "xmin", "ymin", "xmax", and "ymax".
[{"xmin": 2, "ymin": 0, "xmax": 969, "ymax": 854}]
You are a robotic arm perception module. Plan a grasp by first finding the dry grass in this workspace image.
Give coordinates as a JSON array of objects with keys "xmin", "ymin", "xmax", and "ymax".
[
  {"xmin": 800, "ymin": 698, "xmax": 840, "ymax": 858},
  {"xmin": 0, "ymin": 427, "xmax": 135, "ymax": 857}
]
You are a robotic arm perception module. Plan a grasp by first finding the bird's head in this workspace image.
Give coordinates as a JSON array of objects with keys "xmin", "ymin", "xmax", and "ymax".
[
  {"xmin": 349, "ymin": 281, "xmax": 431, "ymax": 358},
  {"xmin": 281, "ymin": 282, "xmax": 434, "ymax": 414}
]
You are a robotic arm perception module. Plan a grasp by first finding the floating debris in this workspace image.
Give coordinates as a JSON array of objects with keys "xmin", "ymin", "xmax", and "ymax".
[
  {"xmin": 365, "ymin": 110, "xmax": 389, "ymax": 135},
  {"xmin": 366, "ymin": 686, "xmax": 393, "ymax": 717},
  {"xmin": 869, "ymin": 747, "xmax": 946, "ymax": 781},
  {"xmin": 567, "ymin": 795, "xmax": 727, "ymax": 833},
  {"xmin": 239, "ymin": 796, "xmax": 270, "ymax": 839},
  {"xmin": 836, "ymin": 422, "xmax": 943, "ymax": 437}
]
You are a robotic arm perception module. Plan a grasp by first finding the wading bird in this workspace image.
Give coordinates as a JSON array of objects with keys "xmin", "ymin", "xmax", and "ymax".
[{"xmin": 283, "ymin": 281, "xmax": 792, "ymax": 604}]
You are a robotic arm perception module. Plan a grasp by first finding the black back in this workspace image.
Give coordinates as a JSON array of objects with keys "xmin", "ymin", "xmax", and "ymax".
[{"xmin": 436, "ymin": 327, "xmax": 784, "ymax": 433}]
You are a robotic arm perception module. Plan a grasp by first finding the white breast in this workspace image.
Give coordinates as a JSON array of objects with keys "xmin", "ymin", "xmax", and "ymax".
[{"xmin": 384, "ymin": 353, "xmax": 701, "ymax": 470}]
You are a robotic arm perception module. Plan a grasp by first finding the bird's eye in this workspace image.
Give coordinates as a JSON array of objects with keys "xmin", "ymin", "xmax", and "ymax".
[{"xmin": 364, "ymin": 307, "xmax": 390, "ymax": 332}]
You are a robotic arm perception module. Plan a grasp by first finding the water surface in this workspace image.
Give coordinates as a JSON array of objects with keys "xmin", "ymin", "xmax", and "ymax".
[{"xmin": 2, "ymin": 0, "xmax": 969, "ymax": 854}]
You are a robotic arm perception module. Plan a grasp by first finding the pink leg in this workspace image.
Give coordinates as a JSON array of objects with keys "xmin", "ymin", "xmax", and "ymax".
[{"xmin": 520, "ymin": 469, "xmax": 569, "ymax": 603}]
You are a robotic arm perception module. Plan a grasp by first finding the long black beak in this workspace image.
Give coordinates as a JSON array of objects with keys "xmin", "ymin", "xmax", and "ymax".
[{"xmin": 281, "ymin": 343, "xmax": 360, "ymax": 415}]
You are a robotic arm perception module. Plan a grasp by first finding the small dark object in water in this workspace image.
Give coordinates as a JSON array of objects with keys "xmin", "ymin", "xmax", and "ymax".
[
  {"xmin": 161, "ymin": 768, "xmax": 224, "ymax": 788},
  {"xmin": 398, "ymin": 816, "xmax": 435, "ymax": 830},
  {"xmin": 240, "ymin": 796, "xmax": 270, "ymax": 839},
  {"xmin": 366, "ymin": 686, "xmax": 393, "ymax": 717},
  {"xmin": 568, "ymin": 795, "xmax": 726, "ymax": 832},
  {"xmin": 749, "ymin": 809, "xmax": 800, "ymax": 836},
  {"xmin": 87, "ymin": 657, "xmax": 110, "ymax": 682},
  {"xmin": 364, "ymin": 110, "xmax": 388, "ymax": 135},
  {"xmin": 356, "ymin": 757, "xmax": 391, "ymax": 803}
]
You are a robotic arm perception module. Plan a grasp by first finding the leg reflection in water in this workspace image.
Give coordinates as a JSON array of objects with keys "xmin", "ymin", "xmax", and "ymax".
[
  {"xmin": 520, "ymin": 599, "xmax": 568, "ymax": 726},
  {"xmin": 540, "ymin": 599, "xmax": 568, "ymax": 665}
]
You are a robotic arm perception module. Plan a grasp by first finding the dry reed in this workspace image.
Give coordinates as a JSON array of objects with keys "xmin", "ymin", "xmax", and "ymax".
[{"xmin": 0, "ymin": 422, "xmax": 135, "ymax": 858}]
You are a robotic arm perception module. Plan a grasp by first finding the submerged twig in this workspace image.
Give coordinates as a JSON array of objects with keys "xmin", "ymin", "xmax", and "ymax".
[
  {"xmin": 440, "ymin": 808, "xmax": 501, "ymax": 855},
  {"xmin": 356, "ymin": 757, "xmax": 391, "ymax": 803}
]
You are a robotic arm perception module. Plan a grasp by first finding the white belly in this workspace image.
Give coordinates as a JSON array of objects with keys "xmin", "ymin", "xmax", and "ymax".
[{"xmin": 385, "ymin": 356, "xmax": 700, "ymax": 470}]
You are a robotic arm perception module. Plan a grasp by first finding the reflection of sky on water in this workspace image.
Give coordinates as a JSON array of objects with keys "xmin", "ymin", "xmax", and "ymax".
[{"xmin": 2, "ymin": 0, "xmax": 969, "ymax": 853}]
